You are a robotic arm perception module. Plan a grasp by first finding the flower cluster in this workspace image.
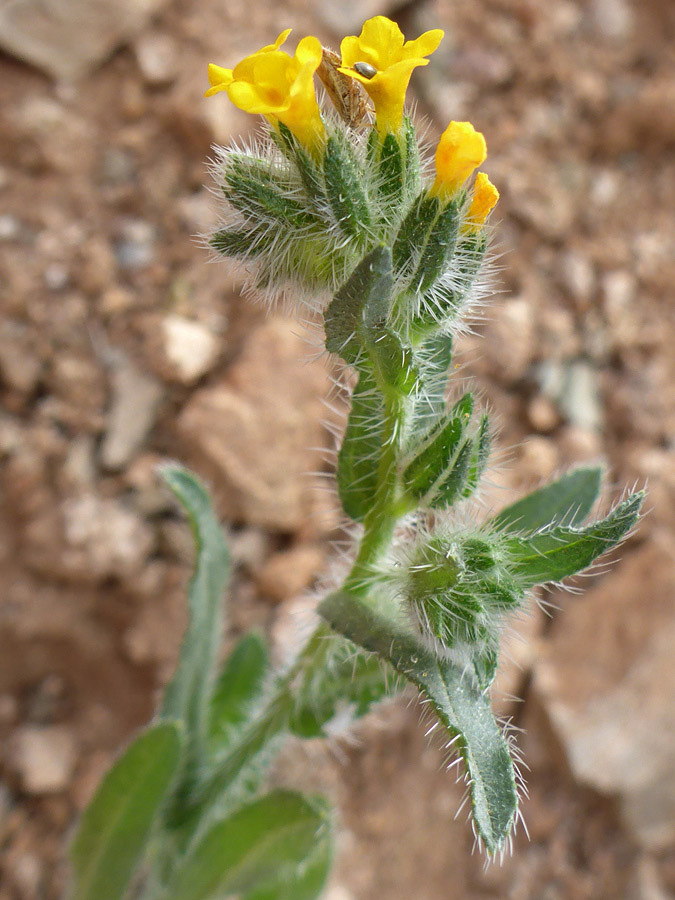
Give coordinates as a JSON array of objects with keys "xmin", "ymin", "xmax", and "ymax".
[{"xmin": 205, "ymin": 17, "xmax": 499, "ymax": 314}]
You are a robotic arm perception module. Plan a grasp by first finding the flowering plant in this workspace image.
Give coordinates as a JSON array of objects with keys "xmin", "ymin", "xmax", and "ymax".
[{"xmin": 65, "ymin": 17, "xmax": 643, "ymax": 899}]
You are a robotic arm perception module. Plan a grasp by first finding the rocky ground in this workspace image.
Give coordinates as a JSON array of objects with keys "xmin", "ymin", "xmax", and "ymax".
[{"xmin": 1, "ymin": 0, "xmax": 674, "ymax": 898}]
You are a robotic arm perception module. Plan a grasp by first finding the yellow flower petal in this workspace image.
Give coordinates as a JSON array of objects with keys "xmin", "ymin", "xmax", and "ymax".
[
  {"xmin": 465, "ymin": 172, "xmax": 499, "ymax": 232},
  {"xmin": 339, "ymin": 16, "xmax": 443, "ymax": 135},
  {"xmin": 205, "ymin": 31, "xmax": 325, "ymax": 152},
  {"xmin": 431, "ymin": 121, "xmax": 487, "ymax": 200},
  {"xmin": 204, "ymin": 63, "xmax": 233, "ymax": 97}
]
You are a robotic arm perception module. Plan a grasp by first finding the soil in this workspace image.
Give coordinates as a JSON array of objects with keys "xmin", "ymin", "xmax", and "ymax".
[{"xmin": 1, "ymin": 1, "xmax": 675, "ymax": 898}]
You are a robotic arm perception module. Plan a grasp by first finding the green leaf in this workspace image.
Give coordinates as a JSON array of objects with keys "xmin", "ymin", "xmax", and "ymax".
[
  {"xmin": 412, "ymin": 197, "xmax": 461, "ymax": 294},
  {"xmin": 208, "ymin": 631, "xmax": 269, "ymax": 758},
  {"xmin": 224, "ymin": 170, "xmax": 316, "ymax": 228},
  {"xmin": 242, "ymin": 837, "xmax": 332, "ymax": 900},
  {"xmin": 403, "ymin": 393, "xmax": 473, "ymax": 501},
  {"xmin": 337, "ymin": 368, "xmax": 385, "ymax": 521},
  {"xmin": 319, "ymin": 591, "xmax": 518, "ymax": 854},
  {"xmin": 323, "ymin": 135, "xmax": 371, "ymax": 241},
  {"xmin": 376, "ymin": 132, "xmax": 404, "ymax": 209},
  {"xmin": 490, "ymin": 466, "xmax": 603, "ymax": 534},
  {"xmin": 273, "ymin": 123, "xmax": 326, "ymax": 207},
  {"xmin": 67, "ymin": 722, "xmax": 182, "ymax": 900},
  {"xmin": 462, "ymin": 413, "xmax": 491, "ymax": 498},
  {"xmin": 289, "ymin": 636, "xmax": 400, "ymax": 739},
  {"xmin": 392, "ymin": 191, "xmax": 439, "ymax": 277},
  {"xmin": 210, "ymin": 226, "xmax": 274, "ymax": 259},
  {"xmin": 409, "ymin": 333, "xmax": 453, "ymax": 429},
  {"xmin": 506, "ymin": 491, "xmax": 644, "ymax": 587},
  {"xmin": 163, "ymin": 791, "xmax": 330, "ymax": 900},
  {"xmin": 159, "ymin": 466, "xmax": 230, "ymax": 757},
  {"xmin": 429, "ymin": 437, "xmax": 474, "ymax": 508},
  {"xmin": 324, "ymin": 247, "xmax": 393, "ymax": 365}
]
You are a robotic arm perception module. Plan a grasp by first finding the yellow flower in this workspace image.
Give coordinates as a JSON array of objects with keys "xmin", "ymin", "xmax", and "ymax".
[
  {"xmin": 338, "ymin": 16, "xmax": 443, "ymax": 135},
  {"xmin": 430, "ymin": 121, "xmax": 487, "ymax": 201},
  {"xmin": 465, "ymin": 172, "xmax": 499, "ymax": 232},
  {"xmin": 205, "ymin": 30, "xmax": 325, "ymax": 152}
]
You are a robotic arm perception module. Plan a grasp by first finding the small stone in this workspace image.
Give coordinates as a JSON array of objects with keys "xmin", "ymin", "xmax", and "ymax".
[
  {"xmin": 99, "ymin": 286, "xmax": 135, "ymax": 315},
  {"xmin": 44, "ymin": 262, "xmax": 69, "ymax": 291},
  {"xmin": 134, "ymin": 32, "xmax": 177, "ymax": 86},
  {"xmin": 519, "ymin": 436, "xmax": 559, "ymax": 481},
  {"xmin": 560, "ymin": 251, "xmax": 595, "ymax": 306},
  {"xmin": 257, "ymin": 544, "xmax": 325, "ymax": 604},
  {"xmin": 628, "ymin": 856, "xmax": 671, "ymax": 900},
  {"xmin": 113, "ymin": 218, "xmax": 156, "ymax": 271},
  {"xmin": 559, "ymin": 359, "xmax": 604, "ymax": 432},
  {"xmin": 590, "ymin": 0, "xmax": 634, "ymax": 40},
  {"xmin": 0, "ymin": 214, "xmax": 20, "ymax": 240},
  {"xmin": 61, "ymin": 493, "xmax": 155, "ymax": 581},
  {"xmin": 100, "ymin": 354, "xmax": 163, "ymax": 470},
  {"xmin": 527, "ymin": 394, "xmax": 561, "ymax": 433},
  {"xmin": 98, "ymin": 146, "xmax": 137, "ymax": 188},
  {"xmin": 161, "ymin": 315, "xmax": 220, "ymax": 384},
  {"xmin": 8, "ymin": 726, "xmax": 77, "ymax": 794}
]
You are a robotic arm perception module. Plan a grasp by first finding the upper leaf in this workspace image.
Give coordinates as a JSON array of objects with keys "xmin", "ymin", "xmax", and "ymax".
[
  {"xmin": 324, "ymin": 247, "xmax": 394, "ymax": 365},
  {"xmin": 241, "ymin": 836, "xmax": 332, "ymax": 900},
  {"xmin": 490, "ymin": 466, "xmax": 603, "ymax": 534},
  {"xmin": 506, "ymin": 491, "xmax": 644, "ymax": 587},
  {"xmin": 67, "ymin": 722, "xmax": 182, "ymax": 900}
]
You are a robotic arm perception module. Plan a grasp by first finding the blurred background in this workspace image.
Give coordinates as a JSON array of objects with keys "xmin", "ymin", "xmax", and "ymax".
[{"xmin": 1, "ymin": 0, "xmax": 674, "ymax": 897}]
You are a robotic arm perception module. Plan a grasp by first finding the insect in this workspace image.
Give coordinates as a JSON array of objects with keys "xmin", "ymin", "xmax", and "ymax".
[
  {"xmin": 317, "ymin": 46, "xmax": 370, "ymax": 128},
  {"xmin": 353, "ymin": 61, "xmax": 377, "ymax": 79}
]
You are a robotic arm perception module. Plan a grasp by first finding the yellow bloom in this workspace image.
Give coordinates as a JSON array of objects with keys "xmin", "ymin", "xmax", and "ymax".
[
  {"xmin": 205, "ymin": 30, "xmax": 325, "ymax": 152},
  {"xmin": 338, "ymin": 16, "xmax": 443, "ymax": 135},
  {"xmin": 465, "ymin": 172, "xmax": 499, "ymax": 232},
  {"xmin": 430, "ymin": 121, "xmax": 487, "ymax": 201}
]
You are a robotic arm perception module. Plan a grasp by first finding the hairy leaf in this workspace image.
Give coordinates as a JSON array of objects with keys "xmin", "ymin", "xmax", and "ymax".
[
  {"xmin": 324, "ymin": 135, "xmax": 371, "ymax": 241},
  {"xmin": 242, "ymin": 837, "xmax": 332, "ymax": 900},
  {"xmin": 324, "ymin": 247, "xmax": 393, "ymax": 365},
  {"xmin": 506, "ymin": 491, "xmax": 644, "ymax": 586},
  {"xmin": 67, "ymin": 722, "xmax": 182, "ymax": 900},
  {"xmin": 320, "ymin": 591, "xmax": 518, "ymax": 853},
  {"xmin": 490, "ymin": 466, "xmax": 603, "ymax": 534},
  {"xmin": 208, "ymin": 631, "xmax": 269, "ymax": 758},
  {"xmin": 163, "ymin": 791, "xmax": 330, "ymax": 900},
  {"xmin": 337, "ymin": 368, "xmax": 386, "ymax": 521},
  {"xmin": 289, "ymin": 636, "xmax": 400, "ymax": 739},
  {"xmin": 160, "ymin": 467, "xmax": 230, "ymax": 757}
]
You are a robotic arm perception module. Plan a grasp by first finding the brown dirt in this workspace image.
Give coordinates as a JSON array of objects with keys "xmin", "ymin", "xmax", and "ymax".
[{"xmin": 1, "ymin": 1, "xmax": 674, "ymax": 898}]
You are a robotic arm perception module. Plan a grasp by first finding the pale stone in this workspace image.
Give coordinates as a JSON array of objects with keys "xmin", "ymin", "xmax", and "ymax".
[
  {"xmin": 9, "ymin": 726, "xmax": 77, "ymax": 794},
  {"xmin": 100, "ymin": 354, "xmax": 163, "ymax": 471},
  {"xmin": 161, "ymin": 315, "xmax": 220, "ymax": 384}
]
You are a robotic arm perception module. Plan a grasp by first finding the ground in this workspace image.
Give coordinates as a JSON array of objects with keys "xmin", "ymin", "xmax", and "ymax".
[{"xmin": 1, "ymin": 0, "xmax": 674, "ymax": 898}]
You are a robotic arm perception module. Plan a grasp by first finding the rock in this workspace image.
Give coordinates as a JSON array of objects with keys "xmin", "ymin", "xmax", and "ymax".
[
  {"xmin": 100, "ymin": 353, "xmax": 163, "ymax": 471},
  {"xmin": 590, "ymin": 0, "xmax": 634, "ymax": 41},
  {"xmin": 560, "ymin": 251, "xmax": 596, "ymax": 307},
  {"xmin": 61, "ymin": 493, "xmax": 156, "ymax": 582},
  {"xmin": 113, "ymin": 218, "xmax": 157, "ymax": 271},
  {"xmin": 178, "ymin": 317, "xmax": 330, "ymax": 530},
  {"xmin": 161, "ymin": 315, "xmax": 220, "ymax": 384},
  {"xmin": 256, "ymin": 544, "xmax": 325, "ymax": 604},
  {"xmin": 0, "ymin": 0, "xmax": 170, "ymax": 82},
  {"xmin": 134, "ymin": 32, "xmax": 177, "ymax": 86},
  {"xmin": 534, "ymin": 540, "xmax": 675, "ymax": 850},
  {"xmin": 558, "ymin": 359, "xmax": 603, "ymax": 432},
  {"xmin": 8, "ymin": 726, "xmax": 77, "ymax": 794},
  {"xmin": 0, "ymin": 214, "xmax": 20, "ymax": 240}
]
